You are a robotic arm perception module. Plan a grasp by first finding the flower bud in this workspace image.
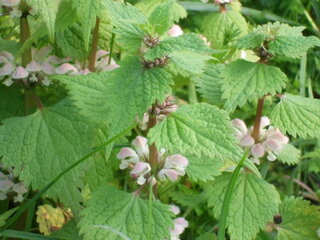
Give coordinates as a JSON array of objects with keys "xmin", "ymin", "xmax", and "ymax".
[{"xmin": 168, "ymin": 24, "xmax": 183, "ymax": 37}]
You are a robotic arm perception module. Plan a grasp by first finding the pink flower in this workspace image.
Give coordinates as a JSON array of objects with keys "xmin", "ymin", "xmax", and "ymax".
[
  {"xmin": 170, "ymin": 217, "xmax": 188, "ymax": 238},
  {"xmin": 55, "ymin": 63, "xmax": 78, "ymax": 75},
  {"xmin": 42, "ymin": 63, "xmax": 55, "ymax": 75},
  {"xmin": 168, "ymin": 25, "xmax": 183, "ymax": 37},
  {"xmin": 239, "ymin": 134, "xmax": 255, "ymax": 147},
  {"xmin": 0, "ymin": 63, "xmax": 14, "ymax": 76},
  {"xmin": 2, "ymin": 0, "xmax": 20, "ymax": 7},
  {"xmin": 132, "ymin": 136, "xmax": 149, "ymax": 159},
  {"xmin": 12, "ymin": 66, "xmax": 29, "ymax": 79},
  {"xmin": 0, "ymin": 51, "xmax": 14, "ymax": 62},
  {"xmin": 130, "ymin": 162, "xmax": 151, "ymax": 185},
  {"xmin": 170, "ymin": 205, "xmax": 181, "ymax": 215},
  {"xmin": 158, "ymin": 154, "xmax": 188, "ymax": 182},
  {"xmin": 26, "ymin": 60, "xmax": 42, "ymax": 72},
  {"xmin": 117, "ymin": 147, "xmax": 140, "ymax": 169}
]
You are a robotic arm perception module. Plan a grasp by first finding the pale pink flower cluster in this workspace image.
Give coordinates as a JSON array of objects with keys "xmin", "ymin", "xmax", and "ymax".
[
  {"xmin": 215, "ymin": 0, "xmax": 233, "ymax": 4},
  {"xmin": 0, "ymin": 165, "xmax": 27, "ymax": 202},
  {"xmin": 1, "ymin": 0, "xmax": 22, "ymax": 18},
  {"xmin": 168, "ymin": 205, "xmax": 188, "ymax": 240},
  {"xmin": 117, "ymin": 136, "xmax": 188, "ymax": 185},
  {"xmin": 232, "ymin": 117, "xmax": 289, "ymax": 164},
  {"xmin": 0, "ymin": 47, "xmax": 119, "ymax": 87}
]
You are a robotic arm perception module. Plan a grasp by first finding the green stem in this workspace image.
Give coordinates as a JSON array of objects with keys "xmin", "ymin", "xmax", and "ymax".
[
  {"xmin": 147, "ymin": 182, "xmax": 153, "ymax": 240},
  {"xmin": 24, "ymin": 201, "xmax": 35, "ymax": 232},
  {"xmin": 108, "ymin": 33, "xmax": 116, "ymax": 65},
  {"xmin": 188, "ymin": 80, "xmax": 198, "ymax": 104},
  {"xmin": 0, "ymin": 125, "xmax": 133, "ymax": 231},
  {"xmin": 88, "ymin": 18, "xmax": 100, "ymax": 72},
  {"xmin": 19, "ymin": 6, "xmax": 31, "ymax": 67},
  {"xmin": 217, "ymin": 150, "xmax": 249, "ymax": 240},
  {"xmin": 0, "ymin": 230, "xmax": 57, "ymax": 240}
]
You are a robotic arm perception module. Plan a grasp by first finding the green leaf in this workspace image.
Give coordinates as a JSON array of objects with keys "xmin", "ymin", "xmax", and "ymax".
[
  {"xmin": 303, "ymin": 149, "xmax": 320, "ymax": 173},
  {"xmin": 205, "ymin": 172, "xmax": 280, "ymax": 240},
  {"xmin": 186, "ymin": 153, "xmax": 224, "ymax": 182},
  {"xmin": 202, "ymin": 11, "xmax": 248, "ymax": 49},
  {"xmin": 56, "ymin": 23, "xmax": 88, "ymax": 60},
  {"xmin": 169, "ymin": 50, "xmax": 212, "ymax": 74},
  {"xmin": 148, "ymin": 0, "xmax": 174, "ymax": 35},
  {"xmin": 196, "ymin": 233, "xmax": 217, "ymax": 240},
  {"xmin": 55, "ymin": 58, "xmax": 173, "ymax": 135},
  {"xmin": 145, "ymin": 33, "xmax": 212, "ymax": 60},
  {"xmin": 193, "ymin": 63, "xmax": 225, "ymax": 105},
  {"xmin": 221, "ymin": 60, "xmax": 287, "ymax": 112},
  {"xmin": 0, "ymin": 39, "xmax": 20, "ymax": 55},
  {"xmin": 0, "ymin": 99, "xmax": 95, "ymax": 209},
  {"xmin": 79, "ymin": 185, "xmax": 173, "ymax": 240},
  {"xmin": 269, "ymin": 36, "xmax": 320, "ymax": 59},
  {"xmin": 103, "ymin": 0, "xmax": 147, "ymax": 51},
  {"xmin": 0, "ymin": 207, "xmax": 19, "ymax": 228},
  {"xmin": 277, "ymin": 144, "xmax": 301, "ymax": 165},
  {"xmin": 270, "ymin": 94, "xmax": 320, "ymax": 138},
  {"xmin": 0, "ymin": 86, "xmax": 24, "ymax": 121},
  {"xmin": 26, "ymin": 0, "xmax": 60, "ymax": 41},
  {"xmin": 136, "ymin": 0, "xmax": 186, "ymax": 22},
  {"xmin": 77, "ymin": 0, "xmax": 101, "ymax": 51},
  {"xmin": 148, "ymin": 103, "xmax": 242, "ymax": 162},
  {"xmin": 276, "ymin": 197, "xmax": 320, "ymax": 240},
  {"xmin": 50, "ymin": 220, "xmax": 82, "ymax": 240}
]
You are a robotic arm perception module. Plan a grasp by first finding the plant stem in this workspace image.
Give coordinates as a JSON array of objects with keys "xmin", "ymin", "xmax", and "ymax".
[
  {"xmin": 1, "ymin": 125, "xmax": 134, "ymax": 231},
  {"xmin": 147, "ymin": 182, "xmax": 154, "ymax": 240},
  {"xmin": 217, "ymin": 150, "xmax": 249, "ymax": 240},
  {"xmin": 299, "ymin": 53, "xmax": 307, "ymax": 97},
  {"xmin": 188, "ymin": 80, "xmax": 198, "ymax": 104},
  {"xmin": 19, "ymin": 5, "xmax": 31, "ymax": 67},
  {"xmin": 148, "ymin": 115, "xmax": 158, "ymax": 169},
  {"xmin": 252, "ymin": 97, "xmax": 265, "ymax": 142},
  {"xmin": 88, "ymin": 18, "xmax": 100, "ymax": 72},
  {"xmin": 108, "ymin": 33, "xmax": 115, "ymax": 65}
]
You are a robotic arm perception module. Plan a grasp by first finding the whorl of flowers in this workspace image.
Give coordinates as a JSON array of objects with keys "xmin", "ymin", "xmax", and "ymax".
[
  {"xmin": 232, "ymin": 116, "xmax": 289, "ymax": 164},
  {"xmin": 117, "ymin": 136, "xmax": 188, "ymax": 185},
  {"xmin": 0, "ymin": 164, "xmax": 27, "ymax": 203},
  {"xmin": 0, "ymin": 0, "xmax": 22, "ymax": 18},
  {"xmin": 0, "ymin": 47, "xmax": 119, "ymax": 87}
]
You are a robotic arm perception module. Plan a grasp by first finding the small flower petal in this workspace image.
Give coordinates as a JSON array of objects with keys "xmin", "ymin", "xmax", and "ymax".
[
  {"xmin": 55, "ymin": 63, "xmax": 78, "ymax": 75},
  {"xmin": 42, "ymin": 63, "xmax": 55, "ymax": 75},
  {"xmin": 12, "ymin": 66, "xmax": 29, "ymax": 79},
  {"xmin": 240, "ymin": 134, "xmax": 255, "ymax": 147},
  {"xmin": 260, "ymin": 116, "xmax": 270, "ymax": 129},
  {"xmin": 132, "ymin": 136, "xmax": 149, "ymax": 158},
  {"xmin": 263, "ymin": 139, "xmax": 283, "ymax": 153},
  {"xmin": 158, "ymin": 169, "xmax": 179, "ymax": 182},
  {"xmin": 2, "ymin": 0, "xmax": 20, "ymax": 7},
  {"xmin": 168, "ymin": 24, "xmax": 183, "ymax": 37},
  {"xmin": 251, "ymin": 144, "xmax": 265, "ymax": 158},
  {"xmin": 169, "ymin": 205, "xmax": 181, "ymax": 215},
  {"xmin": 0, "ymin": 63, "xmax": 14, "ymax": 76},
  {"xmin": 26, "ymin": 60, "xmax": 42, "ymax": 72}
]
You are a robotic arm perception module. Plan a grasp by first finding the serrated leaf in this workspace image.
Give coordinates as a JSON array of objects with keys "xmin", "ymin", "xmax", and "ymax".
[
  {"xmin": 202, "ymin": 11, "xmax": 248, "ymax": 49},
  {"xmin": 148, "ymin": 103, "xmax": 242, "ymax": 162},
  {"xmin": 77, "ymin": 0, "xmax": 101, "ymax": 50},
  {"xmin": 186, "ymin": 154, "xmax": 224, "ymax": 182},
  {"xmin": 276, "ymin": 197, "xmax": 320, "ymax": 240},
  {"xmin": 145, "ymin": 33, "xmax": 212, "ymax": 60},
  {"xmin": 193, "ymin": 63, "xmax": 225, "ymax": 105},
  {"xmin": 56, "ymin": 23, "xmax": 88, "ymax": 60},
  {"xmin": 55, "ymin": 57, "xmax": 173, "ymax": 135},
  {"xmin": 0, "ymin": 99, "xmax": 95, "ymax": 210},
  {"xmin": 221, "ymin": 60, "xmax": 287, "ymax": 112},
  {"xmin": 270, "ymin": 94, "xmax": 320, "ymax": 138},
  {"xmin": 148, "ymin": 0, "xmax": 174, "ymax": 35},
  {"xmin": 277, "ymin": 144, "xmax": 301, "ymax": 165},
  {"xmin": 103, "ymin": 0, "xmax": 147, "ymax": 51},
  {"xmin": 269, "ymin": 36, "xmax": 320, "ymax": 59},
  {"xmin": 169, "ymin": 50, "xmax": 212, "ymax": 74},
  {"xmin": 26, "ymin": 0, "xmax": 60, "ymax": 41},
  {"xmin": 136, "ymin": 0, "xmax": 186, "ymax": 22},
  {"xmin": 79, "ymin": 185, "xmax": 173, "ymax": 240},
  {"xmin": 205, "ymin": 172, "xmax": 280, "ymax": 240},
  {"xmin": 98, "ymin": 12, "xmax": 113, "ymax": 50}
]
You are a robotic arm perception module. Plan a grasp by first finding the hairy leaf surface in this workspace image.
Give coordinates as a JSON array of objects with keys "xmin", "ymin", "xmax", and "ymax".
[
  {"xmin": 79, "ymin": 185, "xmax": 173, "ymax": 240},
  {"xmin": 205, "ymin": 172, "xmax": 280, "ymax": 240}
]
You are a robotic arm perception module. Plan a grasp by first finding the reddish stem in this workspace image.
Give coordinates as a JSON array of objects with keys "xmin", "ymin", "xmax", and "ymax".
[
  {"xmin": 252, "ymin": 97, "xmax": 265, "ymax": 142},
  {"xmin": 88, "ymin": 18, "xmax": 100, "ymax": 72}
]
